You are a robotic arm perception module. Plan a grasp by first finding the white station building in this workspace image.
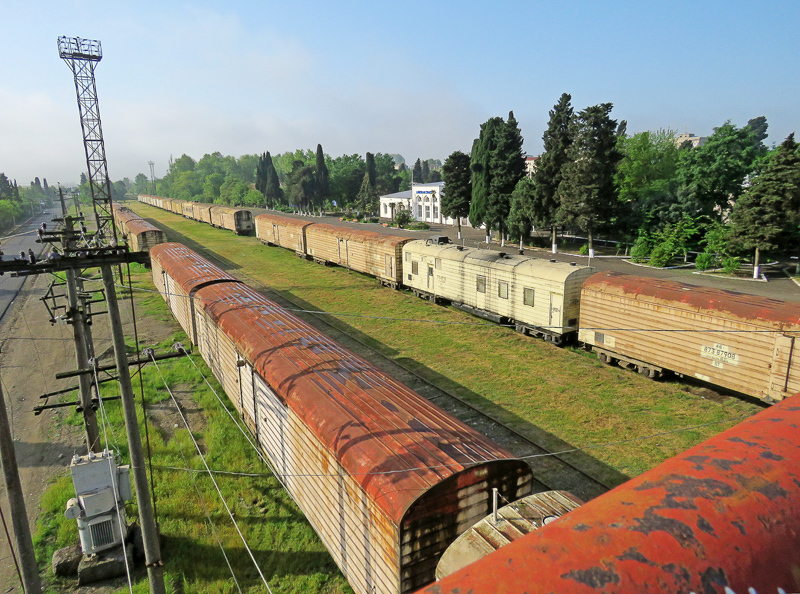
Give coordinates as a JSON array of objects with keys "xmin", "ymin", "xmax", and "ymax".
[{"xmin": 379, "ymin": 182, "xmax": 473, "ymax": 227}]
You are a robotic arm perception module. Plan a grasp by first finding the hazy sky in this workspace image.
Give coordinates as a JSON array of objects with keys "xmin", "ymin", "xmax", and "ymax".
[{"xmin": 2, "ymin": 1, "xmax": 798, "ymax": 186}]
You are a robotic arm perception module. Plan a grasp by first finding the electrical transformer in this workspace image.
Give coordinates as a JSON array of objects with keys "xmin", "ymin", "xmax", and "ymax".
[{"xmin": 64, "ymin": 450, "xmax": 131, "ymax": 555}]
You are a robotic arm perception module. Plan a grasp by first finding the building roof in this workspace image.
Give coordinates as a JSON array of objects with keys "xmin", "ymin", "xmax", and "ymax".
[{"xmin": 380, "ymin": 190, "xmax": 412, "ymax": 200}]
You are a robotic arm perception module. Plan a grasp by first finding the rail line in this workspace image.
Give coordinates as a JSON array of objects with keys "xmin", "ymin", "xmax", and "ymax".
[{"xmin": 184, "ymin": 242, "xmax": 619, "ymax": 502}]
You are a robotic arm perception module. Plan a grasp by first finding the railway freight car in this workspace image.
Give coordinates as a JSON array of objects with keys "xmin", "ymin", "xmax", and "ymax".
[
  {"xmin": 403, "ymin": 240, "xmax": 594, "ymax": 343},
  {"xmin": 255, "ymin": 213, "xmax": 312, "ymax": 254},
  {"xmin": 150, "ymin": 243, "xmax": 533, "ymax": 594},
  {"xmin": 579, "ymin": 271, "xmax": 800, "ymax": 402},
  {"xmin": 110, "ymin": 203, "xmax": 167, "ymax": 252},
  {"xmin": 304, "ymin": 224, "xmax": 414, "ymax": 288},
  {"xmin": 209, "ymin": 205, "xmax": 254, "ymax": 235},
  {"xmin": 418, "ymin": 392, "xmax": 800, "ymax": 594}
]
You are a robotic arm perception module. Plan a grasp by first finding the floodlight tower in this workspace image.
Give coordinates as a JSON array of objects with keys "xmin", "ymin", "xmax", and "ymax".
[{"xmin": 58, "ymin": 36, "xmax": 117, "ymax": 245}]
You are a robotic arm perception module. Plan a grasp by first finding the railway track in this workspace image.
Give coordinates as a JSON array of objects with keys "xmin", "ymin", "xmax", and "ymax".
[{"xmin": 184, "ymin": 243, "xmax": 618, "ymax": 502}]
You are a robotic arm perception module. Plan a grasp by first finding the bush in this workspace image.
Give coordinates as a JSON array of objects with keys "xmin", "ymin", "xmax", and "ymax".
[
  {"xmin": 578, "ymin": 244, "xmax": 589, "ymax": 255},
  {"xmin": 695, "ymin": 251, "xmax": 717, "ymax": 271},
  {"xmin": 722, "ymin": 256, "xmax": 741, "ymax": 275},
  {"xmin": 648, "ymin": 243, "xmax": 675, "ymax": 268},
  {"xmin": 630, "ymin": 235, "xmax": 651, "ymax": 263},
  {"xmin": 408, "ymin": 222, "xmax": 431, "ymax": 231},
  {"xmin": 367, "ymin": 217, "xmax": 379, "ymax": 224},
  {"xmin": 395, "ymin": 210, "xmax": 414, "ymax": 228}
]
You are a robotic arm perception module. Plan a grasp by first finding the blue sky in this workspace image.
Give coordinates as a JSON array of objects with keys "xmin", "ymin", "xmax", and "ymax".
[{"xmin": 2, "ymin": 0, "xmax": 798, "ymax": 186}]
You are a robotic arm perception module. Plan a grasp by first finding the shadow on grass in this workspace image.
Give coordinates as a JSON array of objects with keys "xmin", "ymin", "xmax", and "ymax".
[{"xmin": 160, "ymin": 534, "xmax": 342, "ymax": 586}]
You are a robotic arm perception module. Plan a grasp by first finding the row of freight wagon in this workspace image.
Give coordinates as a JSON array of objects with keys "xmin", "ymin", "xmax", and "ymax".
[
  {"xmin": 135, "ymin": 196, "xmax": 800, "ymax": 404},
  {"xmin": 137, "ymin": 194, "xmax": 255, "ymax": 235},
  {"xmin": 152, "ymin": 241, "xmax": 800, "ymax": 594}
]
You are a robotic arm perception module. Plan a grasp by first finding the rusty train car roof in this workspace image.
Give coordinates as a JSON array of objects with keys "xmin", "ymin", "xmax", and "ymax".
[
  {"xmin": 189, "ymin": 277, "xmax": 521, "ymax": 524},
  {"xmin": 418, "ymin": 394, "xmax": 800, "ymax": 594},
  {"xmin": 255, "ymin": 213, "xmax": 314, "ymax": 228},
  {"xmin": 306, "ymin": 222, "xmax": 413, "ymax": 248},
  {"xmin": 585, "ymin": 270, "xmax": 800, "ymax": 330},
  {"xmin": 150, "ymin": 243, "xmax": 242, "ymax": 294}
]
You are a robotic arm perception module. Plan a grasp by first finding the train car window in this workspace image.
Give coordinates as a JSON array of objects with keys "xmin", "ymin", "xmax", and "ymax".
[
  {"xmin": 498, "ymin": 281, "xmax": 509, "ymax": 299},
  {"xmin": 435, "ymin": 258, "xmax": 441, "ymax": 270},
  {"xmin": 412, "ymin": 261, "xmax": 419, "ymax": 275},
  {"xmin": 524, "ymin": 288, "xmax": 535, "ymax": 306},
  {"xmin": 405, "ymin": 251, "xmax": 409, "ymax": 262},
  {"xmin": 476, "ymin": 276, "xmax": 486, "ymax": 293}
]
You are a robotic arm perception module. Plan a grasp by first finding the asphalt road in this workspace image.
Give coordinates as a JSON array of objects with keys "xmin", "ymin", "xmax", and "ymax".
[
  {"xmin": 0, "ymin": 213, "xmax": 53, "ymax": 322},
  {"xmin": 243, "ymin": 207, "xmax": 800, "ymax": 303}
]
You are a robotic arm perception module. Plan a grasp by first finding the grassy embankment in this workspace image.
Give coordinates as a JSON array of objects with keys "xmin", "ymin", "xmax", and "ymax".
[
  {"xmin": 34, "ymin": 264, "xmax": 351, "ymax": 594},
  {"xmin": 132, "ymin": 203, "xmax": 763, "ymax": 480}
]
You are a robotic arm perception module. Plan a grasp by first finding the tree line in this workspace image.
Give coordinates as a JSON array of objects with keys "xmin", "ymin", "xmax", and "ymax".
[
  {"xmin": 0, "ymin": 174, "xmax": 57, "ymax": 233},
  {"xmin": 147, "ymin": 148, "xmax": 442, "ymax": 216},
  {"xmin": 440, "ymin": 93, "xmax": 800, "ymax": 273}
]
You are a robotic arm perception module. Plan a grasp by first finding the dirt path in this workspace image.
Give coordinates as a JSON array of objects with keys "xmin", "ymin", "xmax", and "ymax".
[{"xmin": 0, "ymin": 270, "xmax": 174, "ymax": 592}]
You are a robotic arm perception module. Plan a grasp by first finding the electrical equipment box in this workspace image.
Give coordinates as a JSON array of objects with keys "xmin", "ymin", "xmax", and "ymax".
[{"xmin": 64, "ymin": 450, "xmax": 131, "ymax": 555}]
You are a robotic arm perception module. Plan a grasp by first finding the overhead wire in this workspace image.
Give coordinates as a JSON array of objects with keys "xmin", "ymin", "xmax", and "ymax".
[{"xmin": 148, "ymin": 352, "xmax": 274, "ymax": 593}]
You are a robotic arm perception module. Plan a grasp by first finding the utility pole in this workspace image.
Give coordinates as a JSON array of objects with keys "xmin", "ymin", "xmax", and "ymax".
[
  {"xmin": 0, "ymin": 369, "xmax": 42, "ymax": 594},
  {"xmin": 101, "ymin": 265, "xmax": 165, "ymax": 594}
]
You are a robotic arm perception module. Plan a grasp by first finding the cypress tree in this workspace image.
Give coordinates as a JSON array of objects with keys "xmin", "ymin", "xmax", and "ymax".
[
  {"xmin": 421, "ymin": 160, "xmax": 430, "ymax": 184},
  {"xmin": 263, "ymin": 152, "xmax": 283, "ymax": 207},
  {"xmin": 533, "ymin": 93, "xmax": 573, "ymax": 252},
  {"xmin": 557, "ymin": 103, "xmax": 624, "ymax": 257},
  {"xmin": 469, "ymin": 116, "xmax": 503, "ymax": 238},
  {"xmin": 412, "ymin": 158, "xmax": 423, "ymax": 184},
  {"xmin": 730, "ymin": 133, "xmax": 800, "ymax": 278},
  {"xmin": 356, "ymin": 172, "xmax": 377, "ymax": 214},
  {"xmin": 315, "ymin": 144, "xmax": 330, "ymax": 211},
  {"xmin": 487, "ymin": 111, "xmax": 526, "ymax": 245},
  {"xmin": 366, "ymin": 152, "xmax": 377, "ymax": 188},
  {"xmin": 441, "ymin": 151, "xmax": 472, "ymax": 238},
  {"xmin": 507, "ymin": 177, "xmax": 535, "ymax": 247}
]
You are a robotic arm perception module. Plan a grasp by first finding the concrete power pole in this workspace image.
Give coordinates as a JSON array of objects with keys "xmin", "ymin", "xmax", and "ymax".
[
  {"xmin": 0, "ymin": 370, "xmax": 42, "ymax": 594},
  {"xmin": 101, "ymin": 265, "xmax": 166, "ymax": 594}
]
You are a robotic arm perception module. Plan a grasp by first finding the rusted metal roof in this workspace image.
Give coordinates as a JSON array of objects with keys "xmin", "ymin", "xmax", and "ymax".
[
  {"xmin": 417, "ymin": 394, "xmax": 800, "ymax": 594},
  {"xmin": 192, "ymin": 278, "xmax": 526, "ymax": 524},
  {"xmin": 210, "ymin": 205, "xmax": 251, "ymax": 215},
  {"xmin": 254, "ymin": 214, "xmax": 314, "ymax": 230},
  {"xmin": 149, "ymin": 243, "xmax": 241, "ymax": 294},
  {"xmin": 308, "ymin": 222, "xmax": 413, "ymax": 248},
  {"xmin": 585, "ymin": 271, "xmax": 800, "ymax": 330}
]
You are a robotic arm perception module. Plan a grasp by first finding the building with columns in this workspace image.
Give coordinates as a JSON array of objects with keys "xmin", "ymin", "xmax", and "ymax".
[{"xmin": 379, "ymin": 182, "xmax": 474, "ymax": 228}]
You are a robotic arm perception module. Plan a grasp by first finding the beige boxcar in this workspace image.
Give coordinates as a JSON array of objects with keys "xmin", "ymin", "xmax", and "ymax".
[
  {"xmin": 305, "ymin": 224, "xmax": 413, "ymax": 288},
  {"xmin": 181, "ymin": 201, "xmax": 194, "ymax": 218},
  {"xmin": 402, "ymin": 240, "xmax": 594, "ymax": 342},
  {"xmin": 254, "ymin": 214, "xmax": 312, "ymax": 254},
  {"xmin": 210, "ymin": 206, "xmax": 254, "ymax": 235},
  {"xmin": 192, "ymin": 202, "xmax": 213, "ymax": 224},
  {"xmin": 579, "ymin": 271, "xmax": 800, "ymax": 403}
]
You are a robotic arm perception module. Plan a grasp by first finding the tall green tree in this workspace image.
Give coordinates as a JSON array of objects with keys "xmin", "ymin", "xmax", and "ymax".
[
  {"xmin": 328, "ymin": 154, "xmax": 366, "ymax": 209},
  {"xmin": 366, "ymin": 152, "xmax": 377, "ymax": 188},
  {"xmin": 507, "ymin": 177, "xmax": 535, "ymax": 246},
  {"xmin": 314, "ymin": 144, "xmax": 330, "ymax": 211},
  {"xmin": 557, "ymin": 103, "xmax": 625, "ymax": 257},
  {"xmin": 487, "ymin": 111, "xmax": 526, "ymax": 245},
  {"xmin": 675, "ymin": 120, "xmax": 764, "ymax": 220},
  {"xmin": 441, "ymin": 151, "xmax": 472, "ymax": 238},
  {"xmin": 412, "ymin": 159, "xmax": 423, "ymax": 184},
  {"xmin": 421, "ymin": 160, "xmax": 430, "ymax": 184},
  {"xmin": 355, "ymin": 172, "xmax": 378, "ymax": 214},
  {"xmin": 730, "ymin": 133, "xmax": 800, "ymax": 278},
  {"xmin": 469, "ymin": 116, "xmax": 503, "ymax": 240},
  {"xmin": 615, "ymin": 129, "xmax": 680, "ymax": 236},
  {"xmin": 286, "ymin": 160, "xmax": 315, "ymax": 212},
  {"xmin": 532, "ymin": 93, "xmax": 574, "ymax": 252}
]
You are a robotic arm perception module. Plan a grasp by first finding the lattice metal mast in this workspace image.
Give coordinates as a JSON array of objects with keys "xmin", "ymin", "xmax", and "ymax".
[{"xmin": 58, "ymin": 36, "xmax": 117, "ymax": 246}]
